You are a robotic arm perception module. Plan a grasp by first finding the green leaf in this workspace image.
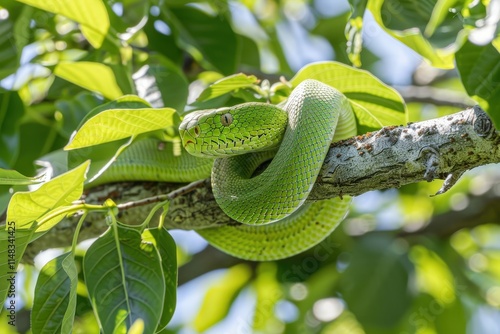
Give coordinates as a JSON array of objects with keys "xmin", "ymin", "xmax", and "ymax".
[
  {"xmin": 196, "ymin": 73, "xmax": 260, "ymax": 102},
  {"xmin": 425, "ymin": 0, "xmax": 460, "ymax": 37},
  {"xmin": 55, "ymin": 92, "xmax": 103, "ymax": 139},
  {"xmin": 409, "ymin": 245, "xmax": 456, "ymax": 303},
  {"xmin": 0, "ymin": 92, "xmax": 24, "ymax": 168},
  {"xmin": 313, "ymin": 12, "xmax": 353, "ymax": 65},
  {"xmin": 143, "ymin": 18, "xmax": 183, "ymax": 65},
  {"xmin": 239, "ymin": 35, "xmax": 261, "ymax": 69},
  {"xmin": 0, "ymin": 4, "xmax": 20, "ymax": 81},
  {"xmin": 65, "ymin": 107, "xmax": 176, "ymax": 149},
  {"xmin": 31, "ymin": 252, "xmax": 78, "ymax": 334},
  {"xmin": 67, "ymin": 96, "xmax": 153, "ymax": 181},
  {"xmin": 69, "ymin": 139, "xmax": 130, "ymax": 185},
  {"xmin": 367, "ymin": 0, "xmax": 462, "ymax": 69},
  {"xmin": 6, "ymin": 161, "xmax": 89, "ymax": 230},
  {"xmin": 193, "ymin": 263, "xmax": 252, "ymax": 332},
  {"xmin": 435, "ymin": 299, "xmax": 467, "ymax": 334},
  {"xmin": 0, "ymin": 168, "xmax": 43, "ymax": 186},
  {"xmin": 142, "ymin": 227, "xmax": 177, "ymax": 329},
  {"xmin": 456, "ymin": 41, "xmax": 500, "ymax": 126},
  {"xmin": 54, "ymin": 62, "xmax": 123, "ymax": 100},
  {"xmin": 83, "ymin": 226, "xmax": 165, "ymax": 334},
  {"xmin": 290, "ymin": 61, "xmax": 407, "ymax": 129},
  {"xmin": 16, "ymin": 0, "xmax": 110, "ymax": 48},
  {"xmin": 165, "ymin": 6, "xmax": 239, "ymax": 75},
  {"xmin": 74, "ymin": 95, "xmax": 153, "ymax": 132},
  {"xmin": 253, "ymin": 263, "xmax": 281, "ymax": 331},
  {"xmin": 0, "ymin": 227, "xmax": 45, "ymax": 312},
  {"xmin": 346, "ymin": 0, "xmax": 368, "ymax": 67},
  {"xmin": 339, "ymin": 235, "xmax": 413, "ymax": 328},
  {"xmin": 134, "ymin": 55, "xmax": 189, "ymax": 111}
]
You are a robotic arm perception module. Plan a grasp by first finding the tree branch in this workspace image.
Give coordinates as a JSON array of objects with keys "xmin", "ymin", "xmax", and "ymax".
[{"xmin": 24, "ymin": 105, "xmax": 500, "ymax": 262}]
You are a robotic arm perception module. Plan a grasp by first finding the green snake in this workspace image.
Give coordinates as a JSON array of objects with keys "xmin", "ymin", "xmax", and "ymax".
[{"xmin": 100, "ymin": 79, "xmax": 356, "ymax": 261}]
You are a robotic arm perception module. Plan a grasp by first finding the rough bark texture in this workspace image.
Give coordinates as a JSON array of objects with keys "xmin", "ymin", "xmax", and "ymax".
[{"xmin": 23, "ymin": 105, "xmax": 500, "ymax": 262}]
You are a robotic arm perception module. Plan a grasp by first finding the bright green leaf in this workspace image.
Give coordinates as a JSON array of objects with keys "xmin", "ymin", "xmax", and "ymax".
[
  {"xmin": 409, "ymin": 245, "xmax": 456, "ymax": 304},
  {"xmin": 290, "ymin": 61, "xmax": 407, "ymax": 129},
  {"xmin": 346, "ymin": 0, "xmax": 368, "ymax": 67},
  {"xmin": 83, "ymin": 226, "xmax": 164, "ymax": 334},
  {"xmin": 64, "ymin": 108, "xmax": 176, "ymax": 149},
  {"xmin": 142, "ymin": 227, "xmax": 177, "ymax": 329},
  {"xmin": 494, "ymin": 35, "xmax": 500, "ymax": 52},
  {"xmin": 253, "ymin": 262, "xmax": 282, "ymax": 331},
  {"xmin": 6, "ymin": 161, "xmax": 89, "ymax": 230},
  {"xmin": 194, "ymin": 263, "xmax": 252, "ymax": 332},
  {"xmin": 74, "ymin": 95, "xmax": 153, "ymax": 132},
  {"xmin": 425, "ymin": 0, "xmax": 460, "ymax": 37},
  {"xmin": 66, "ymin": 96, "xmax": 155, "ymax": 183},
  {"xmin": 54, "ymin": 62, "xmax": 123, "ymax": 100},
  {"xmin": 196, "ymin": 73, "xmax": 260, "ymax": 102},
  {"xmin": 16, "ymin": 0, "xmax": 110, "ymax": 48},
  {"xmin": 31, "ymin": 253, "xmax": 78, "ymax": 334},
  {"xmin": 0, "ymin": 168, "xmax": 43, "ymax": 186}
]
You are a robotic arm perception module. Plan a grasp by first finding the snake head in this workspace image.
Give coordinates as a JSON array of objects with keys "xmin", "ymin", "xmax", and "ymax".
[{"xmin": 179, "ymin": 103, "xmax": 288, "ymax": 158}]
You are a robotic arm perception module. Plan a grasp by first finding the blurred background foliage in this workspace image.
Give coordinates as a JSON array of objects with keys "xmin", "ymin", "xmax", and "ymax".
[{"xmin": 0, "ymin": 0, "xmax": 500, "ymax": 333}]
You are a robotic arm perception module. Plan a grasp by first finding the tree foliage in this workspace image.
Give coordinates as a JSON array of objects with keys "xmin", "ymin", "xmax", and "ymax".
[{"xmin": 0, "ymin": 0, "xmax": 500, "ymax": 333}]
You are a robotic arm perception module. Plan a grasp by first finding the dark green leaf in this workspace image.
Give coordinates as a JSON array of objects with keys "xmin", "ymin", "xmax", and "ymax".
[
  {"xmin": 239, "ymin": 35, "xmax": 261, "ymax": 69},
  {"xmin": 55, "ymin": 92, "xmax": 103, "ymax": 139},
  {"xmin": 143, "ymin": 18, "xmax": 183, "ymax": 65},
  {"xmin": 32, "ymin": 253, "xmax": 78, "ymax": 334},
  {"xmin": 0, "ymin": 92, "xmax": 24, "ymax": 168},
  {"xmin": 456, "ymin": 41, "xmax": 500, "ymax": 126},
  {"xmin": 164, "ymin": 6, "xmax": 239, "ymax": 74},
  {"xmin": 0, "ymin": 227, "xmax": 45, "ymax": 311},
  {"xmin": 83, "ymin": 226, "xmax": 165, "ymax": 334},
  {"xmin": 142, "ymin": 227, "xmax": 177, "ymax": 329},
  {"xmin": 339, "ymin": 235, "xmax": 413, "ymax": 328},
  {"xmin": 134, "ymin": 54, "xmax": 189, "ymax": 111},
  {"xmin": 367, "ymin": 0, "xmax": 465, "ymax": 68}
]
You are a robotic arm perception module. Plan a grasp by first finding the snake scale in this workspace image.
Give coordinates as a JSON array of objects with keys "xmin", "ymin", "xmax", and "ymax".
[{"xmin": 100, "ymin": 79, "xmax": 357, "ymax": 260}]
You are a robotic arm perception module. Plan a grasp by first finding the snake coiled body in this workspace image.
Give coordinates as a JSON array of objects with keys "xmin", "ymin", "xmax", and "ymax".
[{"xmin": 179, "ymin": 79, "xmax": 356, "ymax": 260}]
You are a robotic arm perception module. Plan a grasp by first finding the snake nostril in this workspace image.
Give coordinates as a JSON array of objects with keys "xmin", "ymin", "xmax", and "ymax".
[{"xmin": 184, "ymin": 140, "xmax": 194, "ymax": 146}]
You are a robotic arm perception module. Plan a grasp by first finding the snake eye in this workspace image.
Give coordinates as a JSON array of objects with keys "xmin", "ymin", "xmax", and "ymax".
[
  {"xmin": 193, "ymin": 126, "xmax": 200, "ymax": 137},
  {"xmin": 221, "ymin": 113, "xmax": 233, "ymax": 126}
]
